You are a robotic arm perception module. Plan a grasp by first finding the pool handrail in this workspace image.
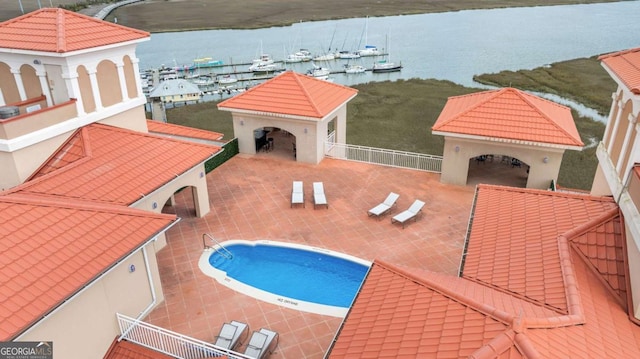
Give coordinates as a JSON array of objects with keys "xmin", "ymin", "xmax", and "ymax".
[{"xmin": 203, "ymin": 233, "xmax": 233, "ymax": 259}]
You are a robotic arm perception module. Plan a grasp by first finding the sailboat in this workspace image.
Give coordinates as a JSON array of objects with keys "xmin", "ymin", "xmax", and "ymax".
[
  {"xmin": 372, "ymin": 34, "xmax": 402, "ymax": 73},
  {"xmin": 356, "ymin": 17, "xmax": 380, "ymax": 57}
]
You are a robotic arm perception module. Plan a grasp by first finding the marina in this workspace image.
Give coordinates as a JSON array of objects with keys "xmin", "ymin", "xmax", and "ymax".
[{"xmin": 137, "ymin": 1, "xmax": 640, "ymax": 89}]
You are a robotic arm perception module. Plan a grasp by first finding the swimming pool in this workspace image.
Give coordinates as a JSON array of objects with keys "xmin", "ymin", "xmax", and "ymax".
[{"xmin": 198, "ymin": 240, "xmax": 371, "ymax": 317}]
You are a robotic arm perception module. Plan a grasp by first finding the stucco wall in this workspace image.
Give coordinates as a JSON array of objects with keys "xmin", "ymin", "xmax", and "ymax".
[
  {"xmin": 0, "ymin": 131, "xmax": 71, "ymax": 189},
  {"xmin": 440, "ymin": 137, "xmax": 565, "ymax": 189},
  {"xmin": 230, "ymin": 104, "xmax": 344, "ymax": 164},
  {"xmin": 132, "ymin": 161, "xmax": 210, "ymax": 218},
  {"xmin": 98, "ymin": 106, "xmax": 148, "ymax": 132},
  {"xmin": 18, "ymin": 246, "xmax": 163, "ymax": 359}
]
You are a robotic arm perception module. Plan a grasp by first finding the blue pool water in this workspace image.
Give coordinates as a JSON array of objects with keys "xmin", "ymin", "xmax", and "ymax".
[{"xmin": 208, "ymin": 243, "xmax": 369, "ymax": 308}]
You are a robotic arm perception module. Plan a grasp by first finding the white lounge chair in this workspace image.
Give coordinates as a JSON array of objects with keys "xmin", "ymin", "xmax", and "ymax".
[
  {"xmin": 391, "ymin": 199, "xmax": 425, "ymax": 228},
  {"xmin": 313, "ymin": 182, "xmax": 328, "ymax": 209},
  {"xmin": 368, "ymin": 192, "xmax": 399, "ymax": 219},
  {"xmin": 291, "ymin": 181, "xmax": 304, "ymax": 208},
  {"xmin": 214, "ymin": 320, "xmax": 248, "ymax": 350},
  {"xmin": 244, "ymin": 328, "xmax": 279, "ymax": 359}
]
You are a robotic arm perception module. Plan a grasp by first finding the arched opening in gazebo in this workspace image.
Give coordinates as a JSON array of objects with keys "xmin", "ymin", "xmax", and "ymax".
[{"xmin": 466, "ymin": 154, "xmax": 530, "ymax": 188}]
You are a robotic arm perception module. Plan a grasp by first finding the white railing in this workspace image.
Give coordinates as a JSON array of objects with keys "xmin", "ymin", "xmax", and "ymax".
[
  {"xmin": 325, "ymin": 142, "xmax": 442, "ymax": 173},
  {"xmin": 117, "ymin": 313, "xmax": 252, "ymax": 359}
]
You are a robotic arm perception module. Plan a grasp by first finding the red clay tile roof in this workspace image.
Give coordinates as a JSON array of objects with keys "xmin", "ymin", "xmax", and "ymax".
[
  {"xmin": 12, "ymin": 123, "xmax": 221, "ymax": 205},
  {"xmin": 328, "ymin": 261, "xmax": 517, "ymax": 358},
  {"xmin": 217, "ymin": 71, "xmax": 358, "ymax": 119},
  {"xmin": 600, "ymin": 47, "xmax": 640, "ymax": 95},
  {"xmin": 0, "ymin": 193, "xmax": 176, "ymax": 341},
  {"xmin": 432, "ymin": 88, "xmax": 584, "ymax": 147},
  {"xmin": 146, "ymin": 120, "xmax": 224, "ymax": 141},
  {"xmin": 0, "ymin": 8, "xmax": 149, "ymax": 53},
  {"xmin": 103, "ymin": 338, "xmax": 176, "ymax": 359},
  {"xmin": 567, "ymin": 208, "xmax": 628, "ymax": 308},
  {"xmin": 462, "ymin": 185, "xmax": 617, "ymax": 314},
  {"xmin": 329, "ymin": 185, "xmax": 640, "ymax": 358}
]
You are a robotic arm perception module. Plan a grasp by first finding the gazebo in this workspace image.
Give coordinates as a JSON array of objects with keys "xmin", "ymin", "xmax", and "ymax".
[
  {"xmin": 217, "ymin": 71, "xmax": 358, "ymax": 164},
  {"xmin": 432, "ymin": 88, "xmax": 584, "ymax": 189}
]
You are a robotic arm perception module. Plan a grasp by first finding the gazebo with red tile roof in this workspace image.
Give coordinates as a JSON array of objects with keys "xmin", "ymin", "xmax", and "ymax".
[
  {"xmin": 328, "ymin": 185, "xmax": 640, "ymax": 358},
  {"xmin": 218, "ymin": 71, "xmax": 357, "ymax": 164},
  {"xmin": 432, "ymin": 87, "xmax": 584, "ymax": 189}
]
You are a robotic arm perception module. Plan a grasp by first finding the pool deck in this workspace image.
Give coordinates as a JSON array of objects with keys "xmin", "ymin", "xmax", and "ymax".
[{"xmin": 145, "ymin": 155, "xmax": 513, "ymax": 358}]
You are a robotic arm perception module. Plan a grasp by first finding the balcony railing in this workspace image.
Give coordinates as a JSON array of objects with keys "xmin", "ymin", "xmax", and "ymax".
[
  {"xmin": 117, "ymin": 313, "xmax": 253, "ymax": 359},
  {"xmin": 0, "ymin": 99, "xmax": 77, "ymax": 140},
  {"xmin": 325, "ymin": 142, "xmax": 442, "ymax": 173}
]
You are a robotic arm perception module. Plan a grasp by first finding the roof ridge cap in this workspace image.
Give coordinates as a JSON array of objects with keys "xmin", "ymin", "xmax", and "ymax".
[
  {"xmin": 56, "ymin": 8, "xmax": 66, "ymax": 53},
  {"xmin": 8, "ymin": 128, "xmax": 92, "ymax": 193},
  {"xmin": 468, "ymin": 329, "xmax": 517, "ymax": 359},
  {"xmin": 92, "ymin": 123, "xmax": 221, "ymax": 151},
  {"xmin": 293, "ymin": 72, "xmax": 323, "ymax": 117},
  {"xmin": 513, "ymin": 88, "xmax": 583, "ymax": 146},
  {"xmin": 477, "ymin": 184, "xmax": 616, "ymax": 203},
  {"xmin": 374, "ymin": 259, "xmax": 515, "ymax": 324},
  {"xmin": 598, "ymin": 46, "xmax": 640, "ymax": 60},
  {"xmin": 24, "ymin": 127, "xmax": 88, "ymax": 182},
  {"xmin": 432, "ymin": 89, "xmax": 500, "ymax": 130},
  {"xmin": 563, "ymin": 207, "xmax": 620, "ymax": 241},
  {"xmin": 1, "ymin": 192, "xmax": 177, "ymax": 220}
]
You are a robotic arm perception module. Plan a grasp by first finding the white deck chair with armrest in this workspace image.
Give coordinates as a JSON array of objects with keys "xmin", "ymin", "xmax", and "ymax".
[
  {"xmin": 313, "ymin": 182, "xmax": 328, "ymax": 209},
  {"xmin": 214, "ymin": 320, "xmax": 248, "ymax": 350},
  {"xmin": 244, "ymin": 328, "xmax": 279, "ymax": 359},
  {"xmin": 368, "ymin": 192, "xmax": 399, "ymax": 219},
  {"xmin": 391, "ymin": 199, "xmax": 425, "ymax": 229},
  {"xmin": 291, "ymin": 181, "xmax": 304, "ymax": 208}
]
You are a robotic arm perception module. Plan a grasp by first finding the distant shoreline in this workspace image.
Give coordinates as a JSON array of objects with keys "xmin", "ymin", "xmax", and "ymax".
[{"xmin": 102, "ymin": 0, "xmax": 626, "ymax": 33}]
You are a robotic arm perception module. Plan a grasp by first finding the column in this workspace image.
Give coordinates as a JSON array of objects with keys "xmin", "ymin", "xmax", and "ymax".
[
  {"xmin": 10, "ymin": 68, "xmax": 27, "ymax": 101},
  {"xmin": 116, "ymin": 61, "xmax": 128, "ymax": 101},
  {"xmin": 615, "ymin": 113, "xmax": 635, "ymax": 173},
  {"xmin": 87, "ymin": 68, "xmax": 103, "ymax": 111},
  {"xmin": 603, "ymin": 92, "xmax": 619, "ymax": 146},
  {"xmin": 36, "ymin": 70, "xmax": 53, "ymax": 107},
  {"xmin": 62, "ymin": 70, "xmax": 85, "ymax": 116},
  {"xmin": 607, "ymin": 100, "xmax": 625, "ymax": 154},
  {"xmin": 621, "ymin": 114, "xmax": 639, "ymax": 185},
  {"xmin": 131, "ymin": 57, "xmax": 143, "ymax": 98}
]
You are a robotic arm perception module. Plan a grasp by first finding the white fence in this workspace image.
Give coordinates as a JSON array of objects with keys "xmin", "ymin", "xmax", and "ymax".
[
  {"xmin": 117, "ymin": 313, "xmax": 252, "ymax": 359},
  {"xmin": 325, "ymin": 142, "xmax": 443, "ymax": 173}
]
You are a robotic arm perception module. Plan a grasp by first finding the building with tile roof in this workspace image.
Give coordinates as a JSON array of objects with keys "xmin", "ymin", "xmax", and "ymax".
[
  {"xmin": 2, "ymin": 6, "xmax": 640, "ymax": 359},
  {"xmin": 218, "ymin": 71, "xmax": 358, "ymax": 164},
  {"xmin": 591, "ymin": 46, "xmax": 640, "ymax": 324},
  {"xmin": 327, "ymin": 185, "xmax": 640, "ymax": 358},
  {"xmin": 432, "ymin": 87, "xmax": 584, "ymax": 189},
  {"xmin": 0, "ymin": 8, "xmax": 224, "ymax": 358},
  {"xmin": 147, "ymin": 78, "xmax": 202, "ymax": 106}
]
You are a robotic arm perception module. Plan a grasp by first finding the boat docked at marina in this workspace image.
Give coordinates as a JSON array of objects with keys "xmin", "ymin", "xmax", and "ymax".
[
  {"xmin": 174, "ymin": 57, "xmax": 224, "ymax": 72},
  {"xmin": 372, "ymin": 34, "xmax": 401, "ymax": 73},
  {"xmin": 344, "ymin": 64, "xmax": 366, "ymax": 74},
  {"xmin": 357, "ymin": 45, "xmax": 380, "ymax": 57},
  {"xmin": 249, "ymin": 54, "xmax": 282, "ymax": 73},
  {"xmin": 307, "ymin": 62, "xmax": 331, "ymax": 78},
  {"xmin": 218, "ymin": 74, "xmax": 239, "ymax": 85},
  {"xmin": 284, "ymin": 49, "xmax": 313, "ymax": 63},
  {"xmin": 372, "ymin": 59, "xmax": 402, "ymax": 73},
  {"xmin": 312, "ymin": 52, "xmax": 336, "ymax": 61},
  {"xmin": 338, "ymin": 50, "xmax": 360, "ymax": 59}
]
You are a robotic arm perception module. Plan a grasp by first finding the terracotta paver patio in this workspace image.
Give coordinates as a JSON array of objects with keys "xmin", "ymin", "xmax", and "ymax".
[{"xmin": 144, "ymin": 155, "xmax": 482, "ymax": 358}]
